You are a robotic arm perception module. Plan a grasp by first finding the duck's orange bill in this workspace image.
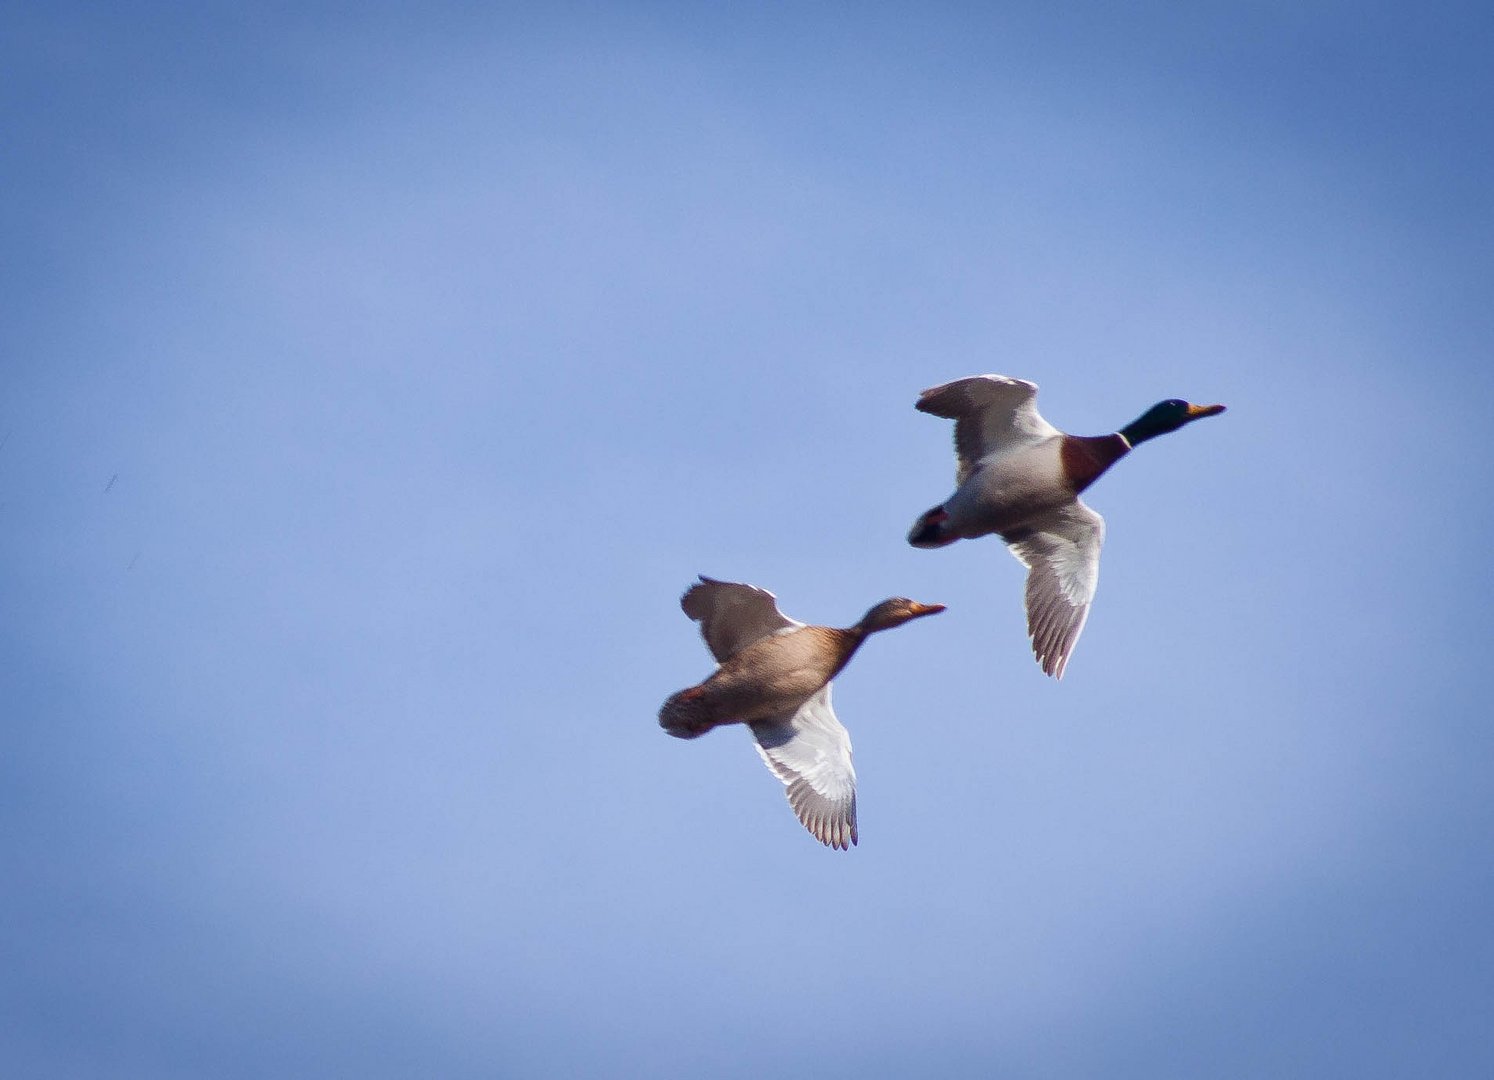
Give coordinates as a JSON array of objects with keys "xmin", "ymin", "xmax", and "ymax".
[{"xmin": 1187, "ymin": 403, "xmax": 1227, "ymax": 418}]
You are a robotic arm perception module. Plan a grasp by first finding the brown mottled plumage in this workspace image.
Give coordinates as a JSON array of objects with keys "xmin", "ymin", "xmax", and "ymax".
[
  {"xmin": 661, "ymin": 625, "xmax": 857, "ymax": 738},
  {"xmin": 660, "ymin": 577, "xmax": 944, "ymax": 850}
]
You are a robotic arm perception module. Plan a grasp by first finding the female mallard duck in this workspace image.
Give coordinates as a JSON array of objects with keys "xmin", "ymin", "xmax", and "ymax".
[
  {"xmin": 660, "ymin": 576, "xmax": 944, "ymax": 850},
  {"xmin": 908, "ymin": 375, "xmax": 1224, "ymax": 679}
]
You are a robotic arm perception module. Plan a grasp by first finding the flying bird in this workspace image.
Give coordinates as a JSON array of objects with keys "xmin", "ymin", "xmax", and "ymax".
[
  {"xmin": 908, "ymin": 375, "xmax": 1225, "ymax": 678},
  {"xmin": 660, "ymin": 577, "xmax": 945, "ymax": 850}
]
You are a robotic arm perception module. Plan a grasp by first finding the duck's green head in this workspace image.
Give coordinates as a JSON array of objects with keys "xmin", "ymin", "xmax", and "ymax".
[
  {"xmin": 1120, "ymin": 399, "xmax": 1226, "ymax": 447},
  {"xmin": 857, "ymin": 597, "xmax": 946, "ymax": 634}
]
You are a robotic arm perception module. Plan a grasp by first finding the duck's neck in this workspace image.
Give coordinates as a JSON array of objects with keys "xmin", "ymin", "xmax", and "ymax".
[
  {"xmin": 1061, "ymin": 434, "xmax": 1131, "ymax": 494},
  {"xmin": 825, "ymin": 626, "xmax": 869, "ymax": 679},
  {"xmin": 1118, "ymin": 414, "xmax": 1170, "ymax": 447}
]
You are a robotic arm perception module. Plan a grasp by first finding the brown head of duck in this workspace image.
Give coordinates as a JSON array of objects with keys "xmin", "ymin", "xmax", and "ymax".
[{"xmin": 851, "ymin": 597, "xmax": 947, "ymax": 636}]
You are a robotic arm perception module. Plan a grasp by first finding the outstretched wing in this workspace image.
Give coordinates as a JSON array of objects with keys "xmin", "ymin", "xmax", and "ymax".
[
  {"xmin": 916, "ymin": 374, "xmax": 1062, "ymax": 484},
  {"xmin": 1003, "ymin": 500, "xmax": 1105, "ymax": 679},
  {"xmin": 749, "ymin": 686, "xmax": 858, "ymax": 850},
  {"xmin": 680, "ymin": 576, "xmax": 801, "ymax": 662}
]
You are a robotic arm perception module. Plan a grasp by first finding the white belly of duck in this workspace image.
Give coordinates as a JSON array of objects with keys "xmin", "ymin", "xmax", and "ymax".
[{"xmin": 945, "ymin": 440, "xmax": 1072, "ymax": 538}]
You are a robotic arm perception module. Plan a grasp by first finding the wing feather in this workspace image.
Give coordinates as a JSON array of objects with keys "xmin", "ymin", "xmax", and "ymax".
[
  {"xmin": 1003, "ymin": 501, "xmax": 1104, "ymax": 679},
  {"xmin": 749, "ymin": 686, "xmax": 858, "ymax": 850},
  {"xmin": 680, "ymin": 576, "xmax": 800, "ymax": 662},
  {"xmin": 915, "ymin": 374, "xmax": 1062, "ymax": 484}
]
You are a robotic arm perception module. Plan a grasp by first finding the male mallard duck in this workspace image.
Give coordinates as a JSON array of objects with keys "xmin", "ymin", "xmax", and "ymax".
[
  {"xmin": 908, "ymin": 375, "xmax": 1224, "ymax": 678},
  {"xmin": 660, "ymin": 576, "xmax": 945, "ymax": 850}
]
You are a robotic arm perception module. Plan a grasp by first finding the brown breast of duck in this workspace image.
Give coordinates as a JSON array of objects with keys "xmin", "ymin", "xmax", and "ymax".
[{"xmin": 697, "ymin": 627, "xmax": 861, "ymax": 725}]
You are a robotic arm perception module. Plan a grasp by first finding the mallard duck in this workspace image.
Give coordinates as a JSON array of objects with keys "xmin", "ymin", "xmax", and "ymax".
[
  {"xmin": 908, "ymin": 375, "xmax": 1224, "ymax": 678},
  {"xmin": 659, "ymin": 576, "xmax": 945, "ymax": 850}
]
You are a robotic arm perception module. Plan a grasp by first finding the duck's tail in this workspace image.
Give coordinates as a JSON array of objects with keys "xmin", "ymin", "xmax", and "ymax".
[
  {"xmin": 659, "ymin": 686, "xmax": 717, "ymax": 740},
  {"xmin": 908, "ymin": 505, "xmax": 957, "ymax": 549}
]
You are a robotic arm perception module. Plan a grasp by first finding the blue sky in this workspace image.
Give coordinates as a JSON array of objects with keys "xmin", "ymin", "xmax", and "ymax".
[{"xmin": 4, "ymin": 3, "xmax": 1492, "ymax": 1076}]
